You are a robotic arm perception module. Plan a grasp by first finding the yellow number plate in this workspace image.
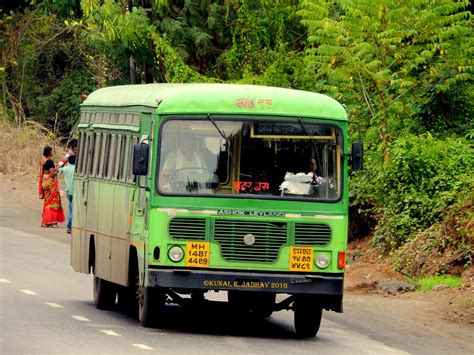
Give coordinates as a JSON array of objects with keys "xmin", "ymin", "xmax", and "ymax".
[
  {"xmin": 185, "ymin": 242, "xmax": 210, "ymax": 267},
  {"xmin": 289, "ymin": 246, "xmax": 313, "ymax": 272}
]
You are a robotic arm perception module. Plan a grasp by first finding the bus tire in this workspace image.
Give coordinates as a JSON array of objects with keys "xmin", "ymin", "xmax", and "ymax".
[
  {"xmin": 117, "ymin": 251, "xmax": 139, "ymax": 317},
  {"xmin": 138, "ymin": 286, "xmax": 165, "ymax": 327},
  {"xmin": 293, "ymin": 295, "xmax": 323, "ymax": 338},
  {"xmin": 93, "ymin": 276, "xmax": 117, "ymax": 310}
]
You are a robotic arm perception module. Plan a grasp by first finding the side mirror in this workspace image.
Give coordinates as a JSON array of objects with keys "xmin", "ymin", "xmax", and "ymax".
[
  {"xmin": 351, "ymin": 142, "xmax": 363, "ymax": 171},
  {"xmin": 133, "ymin": 142, "xmax": 149, "ymax": 176}
]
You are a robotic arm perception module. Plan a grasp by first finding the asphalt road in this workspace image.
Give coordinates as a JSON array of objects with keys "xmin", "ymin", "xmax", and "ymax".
[{"xmin": 0, "ymin": 188, "xmax": 472, "ymax": 354}]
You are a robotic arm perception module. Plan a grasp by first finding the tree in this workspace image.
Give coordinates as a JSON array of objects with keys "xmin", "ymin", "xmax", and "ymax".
[
  {"xmin": 299, "ymin": 0, "xmax": 473, "ymax": 162},
  {"xmin": 1, "ymin": 10, "xmax": 94, "ymax": 133}
]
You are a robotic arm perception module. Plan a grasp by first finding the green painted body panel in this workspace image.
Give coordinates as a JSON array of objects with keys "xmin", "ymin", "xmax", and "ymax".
[{"xmin": 82, "ymin": 84, "xmax": 347, "ymax": 121}]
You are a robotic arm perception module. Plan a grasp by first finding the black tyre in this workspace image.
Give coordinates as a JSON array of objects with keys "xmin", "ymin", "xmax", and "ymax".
[
  {"xmin": 138, "ymin": 286, "xmax": 165, "ymax": 327},
  {"xmin": 293, "ymin": 295, "xmax": 323, "ymax": 338},
  {"xmin": 117, "ymin": 254, "xmax": 139, "ymax": 317},
  {"xmin": 93, "ymin": 275, "xmax": 117, "ymax": 310}
]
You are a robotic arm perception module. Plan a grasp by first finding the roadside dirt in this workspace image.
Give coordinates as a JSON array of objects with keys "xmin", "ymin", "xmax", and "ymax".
[
  {"xmin": 1, "ymin": 171, "xmax": 473, "ymax": 329},
  {"xmin": 346, "ymin": 238, "xmax": 474, "ymax": 326}
]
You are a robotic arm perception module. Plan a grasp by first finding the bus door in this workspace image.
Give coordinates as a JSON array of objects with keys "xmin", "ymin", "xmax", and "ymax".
[
  {"xmin": 132, "ymin": 134, "xmax": 149, "ymax": 235},
  {"xmin": 72, "ymin": 130, "xmax": 93, "ymax": 273}
]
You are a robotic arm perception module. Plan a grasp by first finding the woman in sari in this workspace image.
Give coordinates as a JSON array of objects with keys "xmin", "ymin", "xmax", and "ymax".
[{"xmin": 39, "ymin": 146, "xmax": 65, "ymax": 227}]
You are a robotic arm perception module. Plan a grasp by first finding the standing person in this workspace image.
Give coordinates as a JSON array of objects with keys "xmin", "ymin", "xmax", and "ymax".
[
  {"xmin": 38, "ymin": 146, "xmax": 65, "ymax": 227},
  {"xmin": 57, "ymin": 138, "xmax": 78, "ymax": 169},
  {"xmin": 58, "ymin": 154, "xmax": 75, "ymax": 234}
]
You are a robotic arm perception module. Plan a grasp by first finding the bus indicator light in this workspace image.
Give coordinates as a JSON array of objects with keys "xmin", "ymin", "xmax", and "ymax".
[{"xmin": 337, "ymin": 251, "xmax": 346, "ymax": 269}]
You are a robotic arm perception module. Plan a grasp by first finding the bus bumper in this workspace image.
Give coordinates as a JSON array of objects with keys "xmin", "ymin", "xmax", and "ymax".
[{"xmin": 147, "ymin": 269, "xmax": 343, "ymax": 295}]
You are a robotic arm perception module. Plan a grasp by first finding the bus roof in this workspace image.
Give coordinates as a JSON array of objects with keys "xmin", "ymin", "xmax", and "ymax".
[{"xmin": 82, "ymin": 83, "xmax": 347, "ymax": 121}]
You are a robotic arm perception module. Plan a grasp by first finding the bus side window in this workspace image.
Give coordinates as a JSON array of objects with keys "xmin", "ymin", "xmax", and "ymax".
[
  {"xmin": 76, "ymin": 131, "xmax": 84, "ymax": 174},
  {"xmin": 114, "ymin": 134, "xmax": 122, "ymax": 181},
  {"xmin": 103, "ymin": 112, "xmax": 111, "ymax": 124},
  {"xmin": 80, "ymin": 132, "xmax": 90, "ymax": 176},
  {"xmin": 128, "ymin": 136, "xmax": 138, "ymax": 183},
  {"xmin": 91, "ymin": 132, "xmax": 102, "ymax": 177},
  {"xmin": 121, "ymin": 135, "xmax": 130, "ymax": 183},
  {"xmin": 98, "ymin": 133, "xmax": 109, "ymax": 179},
  {"xmin": 86, "ymin": 134, "xmax": 95, "ymax": 177},
  {"xmin": 106, "ymin": 134, "xmax": 117, "ymax": 180}
]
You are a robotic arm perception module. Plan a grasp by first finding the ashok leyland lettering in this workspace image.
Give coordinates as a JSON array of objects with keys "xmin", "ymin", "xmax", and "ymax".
[{"xmin": 71, "ymin": 83, "xmax": 363, "ymax": 338}]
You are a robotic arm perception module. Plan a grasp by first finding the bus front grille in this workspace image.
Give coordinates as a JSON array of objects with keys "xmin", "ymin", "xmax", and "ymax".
[
  {"xmin": 169, "ymin": 217, "xmax": 206, "ymax": 240},
  {"xmin": 294, "ymin": 223, "xmax": 331, "ymax": 246},
  {"xmin": 213, "ymin": 220, "xmax": 287, "ymax": 263}
]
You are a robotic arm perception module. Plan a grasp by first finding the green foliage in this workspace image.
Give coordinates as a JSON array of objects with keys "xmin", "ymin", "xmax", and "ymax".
[
  {"xmin": 1, "ymin": 11, "xmax": 95, "ymax": 136},
  {"xmin": 36, "ymin": 0, "xmax": 82, "ymax": 19},
  {"xmin": 152, "ymin": 32, "xmax": 218, "ymax": 83},
  {"xmin": 220, "ymin": 0, "xmax": 306, "ymax": 85},
  {"xmin": 411, "ymin": 275, "xmax": 463, "ymax": 291},
  {"xmin": 391, "ymin": 190, "xmax": 473, "ymax": 277},
  {"xmin": 354, "ymin": 134, "xmax": 473, "ymax": 250},
  {"xmin": 299, "ymin": 0, "xmax": 473, "ymax": 154},
  {"xmin": 154, "ymin": 0, "xmax": 232, "ymax": 75}
]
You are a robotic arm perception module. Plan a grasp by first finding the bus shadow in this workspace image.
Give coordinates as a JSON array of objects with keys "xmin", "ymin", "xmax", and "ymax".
[
  {"xmin": 151, "ymin": 303, "xmax": 299, "ymax": 339},
  {"xmin": 76, "ymin": 297, "xmax": 302, "ymax": 339}
]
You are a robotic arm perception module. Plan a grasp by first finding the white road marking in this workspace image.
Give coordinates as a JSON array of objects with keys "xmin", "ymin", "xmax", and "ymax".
[
  {"xmin": 100, "ymin": 330, "xmax": 120, "ymax": 336},
  {"xmin": 71, "ymin": 315, "xmax": 90, "ymax": 322},
  {"xmin": 0, "ymin": 278, "xmax": 11, "ymax": 283},
  {"xmin": 20, "ymin": 289, "xmax": 37, "ymax": 295},
  {"xmin": 131, "ymin": 344, "xmax": 153, "ymax": 350},
  {"xmin": 45, "ymin": 302, "xmax": 64, "ymax": 308}
]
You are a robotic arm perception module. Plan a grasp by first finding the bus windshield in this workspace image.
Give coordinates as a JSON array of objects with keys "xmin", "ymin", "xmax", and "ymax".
[{"xmin": 157, "ymin": 118, "xmax": 342, "ymax": 200}]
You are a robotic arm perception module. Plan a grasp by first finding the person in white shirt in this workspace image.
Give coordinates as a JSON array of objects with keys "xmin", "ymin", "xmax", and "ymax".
[
  {"xmin": 162, "ymin": 138, "xmax": 206, "ymax": 171},
  {"xmin": 159, "ymin": 137, "xmax": 208, "ymax": 192}
]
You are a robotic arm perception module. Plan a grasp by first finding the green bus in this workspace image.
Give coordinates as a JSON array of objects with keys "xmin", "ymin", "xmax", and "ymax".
[{"xmin": 71, "ymin": 83, "xmax": 362, "ymax": 337}]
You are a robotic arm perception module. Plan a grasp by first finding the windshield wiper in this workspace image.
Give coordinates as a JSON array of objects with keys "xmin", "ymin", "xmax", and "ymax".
[
  {"xmin": 207, "ymin": 114, "xmax": 227, "ymax": 141},
  {"xmin": 207, "ymin": 114, "xmax": 232, "ymax": 155}
]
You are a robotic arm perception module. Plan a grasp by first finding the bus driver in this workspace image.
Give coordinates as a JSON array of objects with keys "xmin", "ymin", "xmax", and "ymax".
[{"xmin": 159, "ymin": 136, "xmax": 208, "ymax": 192}]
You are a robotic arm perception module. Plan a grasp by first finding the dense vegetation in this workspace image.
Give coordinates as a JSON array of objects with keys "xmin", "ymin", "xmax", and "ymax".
[{"xmin": 1, "ymin": 0, "xmax": 472, "ymax": 276}]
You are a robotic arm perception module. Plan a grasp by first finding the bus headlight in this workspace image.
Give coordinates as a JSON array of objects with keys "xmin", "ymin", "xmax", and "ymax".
[
  {"xmin": 168, "ymin": 246, "xmax": 184, "ymax": 262},
  {"xmin": 315, "ymin": 253, "xmax": 330, "ymax": 269}
]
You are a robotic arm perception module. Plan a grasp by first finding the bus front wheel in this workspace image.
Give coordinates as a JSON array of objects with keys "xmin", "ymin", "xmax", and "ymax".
[
  {"xmin": 93, "ymin": 276, "xmax": 117, "ymax": 310},
  {"xmin": 293, "ymin": 295, "xmax": 323, "ymax": 338},
  {"xmin": 138, "ymin": 286, "xmax": 165, "ymax": 327}
]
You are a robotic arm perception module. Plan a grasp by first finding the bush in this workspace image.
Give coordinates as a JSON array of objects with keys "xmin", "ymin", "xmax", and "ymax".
[
  {"xmin": 352, "ymin": 133, "xmax": 473, "ymax": 252},
  {"xmin": 392, "ymin": 191, "xmax": 473, "ymax": 277}
]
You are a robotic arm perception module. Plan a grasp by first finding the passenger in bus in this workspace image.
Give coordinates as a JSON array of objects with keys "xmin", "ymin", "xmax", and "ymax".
[
  {"xmin": 38, "ymin": 146, "xmax": 65, "ymax": 227},
  {"xmin": 57, "ymin": 138, "xmax": 78, "ymax": 168},
  {"xmin": 58, "ymin": 154, "xmax": 75, "ymax": 234},
  {"xmin": 309, "ymin": 158, "xmax": 323, "ymax": 184}
]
